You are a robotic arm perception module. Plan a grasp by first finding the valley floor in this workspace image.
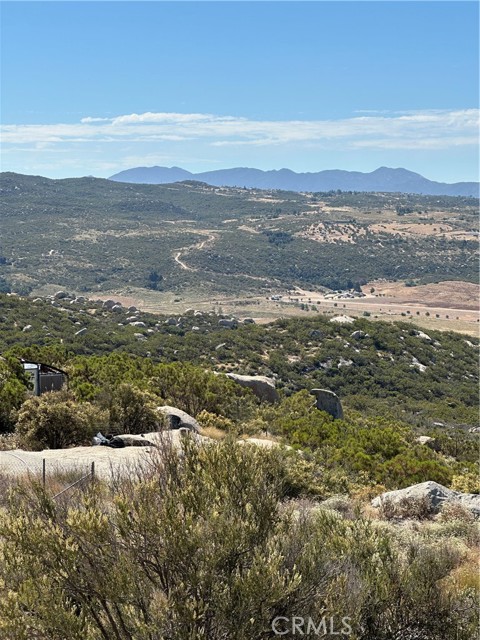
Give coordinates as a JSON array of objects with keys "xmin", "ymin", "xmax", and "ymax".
[{"xmin": 88, "ymin": 279, "xmax": 480, "ymax": 336}]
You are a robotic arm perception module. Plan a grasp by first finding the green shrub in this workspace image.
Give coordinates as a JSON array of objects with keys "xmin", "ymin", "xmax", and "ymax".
[
  {"xmin": 451, "ymin": 471, "xmax": 480, "ymax": 494},
  {"xmin": 196, "ymin": 409, "xmax": 236, "ymax": 433},
  {"xmin": 151, "ymin": 363, "xmax": 256, "ymax": 420},
  {"xmin": 103, "ymin": 383, "xmax": 162, "ymax": 435},
  {"xmin": 0, "ymin": 357, "xmax": 28, "ymax": 433},
  {"xmin": 15, "ymin": 391, "xmax": 101, "ymax": 450}
]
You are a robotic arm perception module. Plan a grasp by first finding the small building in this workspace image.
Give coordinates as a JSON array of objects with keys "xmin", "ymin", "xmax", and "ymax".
[{"xmin": 22, "ymin": 361, "xmax": 68, "ymax": 396}]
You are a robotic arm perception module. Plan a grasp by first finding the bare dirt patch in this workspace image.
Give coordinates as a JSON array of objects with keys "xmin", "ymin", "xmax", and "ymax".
[
  {"xmin": 247, "ymin": 197, "xmax": 285, "ymax": 204},
  {"xmin": 369, "ymin": 222, "xmax": 477, "ymax": 240},
  {"xmin": 237, "ymin": 225, "xmax": 261, "ymax": 234},
  {"xmin": 363, "ymin": 280, "xmax": 479, "ymax": 310}
]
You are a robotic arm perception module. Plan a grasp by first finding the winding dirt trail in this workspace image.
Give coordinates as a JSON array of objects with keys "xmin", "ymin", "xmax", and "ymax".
[{"xmin": 173, "ymin": 231, "xmax": 217, "ymax": 271}]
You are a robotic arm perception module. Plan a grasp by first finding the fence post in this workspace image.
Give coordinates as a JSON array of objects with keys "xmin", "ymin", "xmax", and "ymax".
[
  {"xmin": 91, "ymin": 461, "xmax": 95, "ymax": 480},
  {"xmin": 42, "ymin": 458, "xmax": 46, "ymax": 488}
]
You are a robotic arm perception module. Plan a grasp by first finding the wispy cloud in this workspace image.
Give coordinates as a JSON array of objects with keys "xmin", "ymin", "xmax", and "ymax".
[{"xmin": 2, "ymin": 109, "xmax": 478, "ymax": 151}]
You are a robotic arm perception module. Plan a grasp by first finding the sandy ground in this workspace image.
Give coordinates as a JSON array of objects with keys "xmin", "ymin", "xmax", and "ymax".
[{"xmin": 361, "ymin": 280, "xmax": 479, "ymax": 310}]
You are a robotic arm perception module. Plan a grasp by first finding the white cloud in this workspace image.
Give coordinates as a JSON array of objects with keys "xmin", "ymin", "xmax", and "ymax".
[
  {"xmin": 350, "ymin": 136, "xmax": 478, "ymax": 150},
  {"xmin": 2, "ymin": 109, "xmax": 478, "ymax": 151},
  {"xmin": 80, "ymin": 116, "xmax": 112, "ymax": 123}
]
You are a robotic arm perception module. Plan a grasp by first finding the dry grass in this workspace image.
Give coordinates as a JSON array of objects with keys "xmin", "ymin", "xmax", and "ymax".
[
  {"xmin": 441, "ymin": 549, "xmax": 480, "ymax": 595},
  {"xmin": 369, "ymin": 222, "xmax": 477, "ymax": 241},
  {"xmin": 198, "ymin": 426, "xmax": 226, "ymax": 440},
  {"xmin": 362, "ymin": 279, "xmax": 479, "ymax": 310}
]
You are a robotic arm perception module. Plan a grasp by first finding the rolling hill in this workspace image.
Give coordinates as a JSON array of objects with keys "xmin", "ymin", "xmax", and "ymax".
[{"xmin": 0, "ymin": 172, "xmax": 478, "ymax": 299}]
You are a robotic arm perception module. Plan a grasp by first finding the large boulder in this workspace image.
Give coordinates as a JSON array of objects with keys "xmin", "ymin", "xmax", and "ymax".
[
  {"xmin": 351, "ymin": 330, "xmax": 368, "ymax": 339},
  {"xmin": 54, "ymin": 290, "xmax": 71, "ymax": 300},
  {"xmin": 415, "ymin": 436, "xmax": 440, "ymax": 451},
  {"xmin": 156, "ymin": 406, "xmax": 200, "ymax": 432},
  {"xmin": 225, "ymin": 373, "xmax": 279, "ymax": 403},
  {"xmin": 372, "ymin": 481, "xmax": 480, "ymax": 517},
  {"xmin": 310, "ymin": 389, "xmax": 343, "ymax": 419},
  {"xmin": 413, "ymin": 330, "xmax": 433, "ymax": 343},
  {"xmin": 236, "ymin": 437, "xmax": 292, "ymax": 450}
]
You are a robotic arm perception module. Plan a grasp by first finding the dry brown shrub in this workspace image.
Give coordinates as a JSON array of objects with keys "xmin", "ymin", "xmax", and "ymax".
[
  {"xmin": 438, "ymin": 501, "xmax": 475, "ymax": 523},
  {"xmin": 0, "ymin": 433, "xmax": 20, "ymax": 451},
  {"xmin": 379, "ymin": 495, "xmax": 434, "ymax": 521}
]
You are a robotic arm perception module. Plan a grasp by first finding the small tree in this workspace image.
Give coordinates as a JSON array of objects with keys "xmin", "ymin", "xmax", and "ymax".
[{"xmin": 147, "ymin": 270, "xmax": 163, "ymax": 290}]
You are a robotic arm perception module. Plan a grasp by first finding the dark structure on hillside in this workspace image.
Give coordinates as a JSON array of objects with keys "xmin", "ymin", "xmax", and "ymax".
[{"xmin": 22, "ymin": 361, "xmax": 68, "ymax": 396}]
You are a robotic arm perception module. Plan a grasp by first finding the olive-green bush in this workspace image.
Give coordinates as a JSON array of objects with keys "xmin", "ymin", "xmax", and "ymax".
[{"xmin": 15, "ymin": 391, "xmax": 101, "ymax": 450}]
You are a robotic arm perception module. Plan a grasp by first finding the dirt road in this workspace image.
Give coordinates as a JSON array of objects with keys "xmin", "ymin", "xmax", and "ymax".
[{"xmin": 174, "ymin": 232, "xmax": 217, "ymax": 271}]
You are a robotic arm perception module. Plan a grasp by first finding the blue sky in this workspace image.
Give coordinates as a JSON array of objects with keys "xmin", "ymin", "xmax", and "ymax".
[{"xmin": 1, "ymin": 1, "xmax": 478, "ymax": 182}]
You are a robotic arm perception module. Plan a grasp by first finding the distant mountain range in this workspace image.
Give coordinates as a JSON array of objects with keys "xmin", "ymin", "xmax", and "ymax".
[{"xmin": 109, "ymin": 166, "xmax": 479, "ymax": 197}]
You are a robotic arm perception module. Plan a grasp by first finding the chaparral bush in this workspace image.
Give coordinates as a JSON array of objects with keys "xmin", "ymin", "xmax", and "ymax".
[
  {"xmin": 15, "ymin": 390, "xmax": 101, "ymax": 450},
  {"xmin": 0, "ymin": 440, "xmax": 477, "ymax": 640}
]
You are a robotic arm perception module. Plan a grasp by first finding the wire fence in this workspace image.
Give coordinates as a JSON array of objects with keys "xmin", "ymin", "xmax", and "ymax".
[{"xmin": 0, "ymin": 451, "xmax": 95, "ymax": 499}]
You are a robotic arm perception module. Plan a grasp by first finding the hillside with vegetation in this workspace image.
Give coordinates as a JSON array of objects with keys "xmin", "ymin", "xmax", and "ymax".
[
  {"xmin": 1, "ymin": 172, "xmax": 478, "ymax": 297},
  {"xmin": 0, "ymin": 175, "xmax": 478, "ymax": 638},
  {"xmin": 0, "ymin": 292, "xmax": 479, "ymax": 638},
  {"xmin": 1, "ymin": 292, "xmax": 478, "ymax": 482}
]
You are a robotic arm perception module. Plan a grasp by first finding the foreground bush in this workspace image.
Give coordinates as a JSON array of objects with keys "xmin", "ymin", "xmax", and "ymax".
[
  {"xmin": 15, "ymin": 390, "xmax": 101, "ymax": 450},
  {"xmin": 0, "ymin": 441, "xmax": 477, "ymax": 639}
]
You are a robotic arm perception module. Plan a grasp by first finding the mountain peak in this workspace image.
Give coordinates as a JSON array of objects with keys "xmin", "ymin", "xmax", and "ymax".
[{"xmin": 108, "ymin": 166, "xmax": 479, "ymax": 197}]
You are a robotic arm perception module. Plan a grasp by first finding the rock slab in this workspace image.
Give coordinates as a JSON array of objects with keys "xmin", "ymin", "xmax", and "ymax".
[{"xmin": 372, "ymin": 481, "xmax": 480, "ymax": 517}]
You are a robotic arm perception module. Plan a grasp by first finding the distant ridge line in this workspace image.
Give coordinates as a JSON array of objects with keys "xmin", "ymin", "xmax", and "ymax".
[{"xmin": 108, "ymin": 165, "xmax": 479, "ymax": 197}]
